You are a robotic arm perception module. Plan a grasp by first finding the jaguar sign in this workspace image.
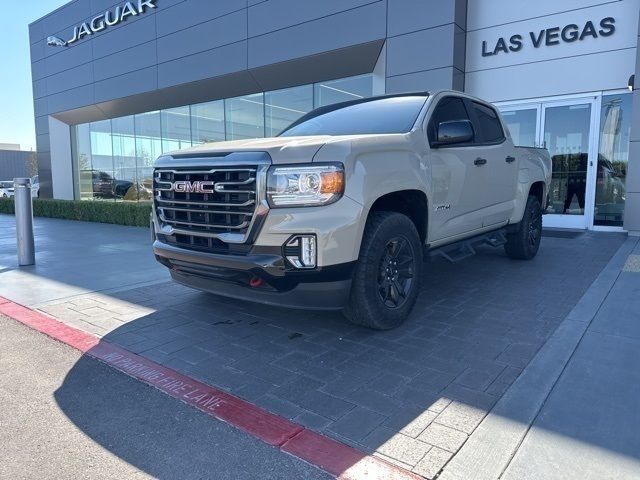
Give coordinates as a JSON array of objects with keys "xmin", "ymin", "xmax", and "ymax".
[{"xmin": 47, "ymin": 0, "xmax": 157, "ymax": 47}]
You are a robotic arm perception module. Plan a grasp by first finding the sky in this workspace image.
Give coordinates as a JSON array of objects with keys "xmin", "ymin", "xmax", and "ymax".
[{"xmin": 0, "ymin": 1, "xmax": 70, "ymax": 151}]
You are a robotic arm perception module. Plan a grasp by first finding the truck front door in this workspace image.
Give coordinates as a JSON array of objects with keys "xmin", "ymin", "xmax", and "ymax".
[{"xmin": 427, "ymin": 95, "xmax": 488, "ymax": 242}]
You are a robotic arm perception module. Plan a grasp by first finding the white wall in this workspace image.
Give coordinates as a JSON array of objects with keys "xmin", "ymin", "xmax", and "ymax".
[
  {"xmin": 465, "ymin": 0, "xmax": 640, "ymax": 102},
  {"xmin": 48, "ymin": 117, "xmax": 74, "ymax": 200}
]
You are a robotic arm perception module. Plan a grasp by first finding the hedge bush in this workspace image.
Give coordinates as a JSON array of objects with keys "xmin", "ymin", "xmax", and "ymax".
[{"xmin": 0, "ymin": 198, "xmax": 151, "ymax": 227}]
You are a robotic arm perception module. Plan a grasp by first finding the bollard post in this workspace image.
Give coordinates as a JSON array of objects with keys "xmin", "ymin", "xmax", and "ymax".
[{"xmin": 14, "ymin": 178, "xmax": 35, "ymax": 266}]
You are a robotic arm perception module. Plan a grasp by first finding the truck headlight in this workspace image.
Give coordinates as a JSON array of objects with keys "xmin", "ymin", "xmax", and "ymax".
[{"xmin": 267, "ymin": 163, "xmax": 344, "ymax": 207}]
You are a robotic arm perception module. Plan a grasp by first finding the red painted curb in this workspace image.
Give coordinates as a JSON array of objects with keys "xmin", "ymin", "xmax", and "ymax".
[
  {"xmin": 284, "ymin": 428, "xmax": 365, "ymax": 476},
  {"xmin": 0, "ymin": 297, "xmax": 99, "ymax": 352},
  {"xmin": 89, "ymin": 341, "xmax": 303, "ymax": 447},
  {"xmin": 0, "ymin": 296, "xmax": 421, "ymax": 479},
  {"xmin": 283, "ymin": 429, "xmax": 420, "ymax": 479}
]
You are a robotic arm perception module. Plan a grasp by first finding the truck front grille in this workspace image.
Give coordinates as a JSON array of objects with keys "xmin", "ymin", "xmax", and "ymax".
[{"xmin": 154, "ymin": 166, "xmax": 259, "ymax": 251}]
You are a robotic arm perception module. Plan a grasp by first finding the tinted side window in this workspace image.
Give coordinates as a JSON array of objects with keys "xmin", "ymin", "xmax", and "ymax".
[
  {"xmin": 470, "ymin": 101, "xmax": 504, "ymax": 143},
  {"xmin": 428, "ymin": 97, "xmax": 472, "ymax": 144}
]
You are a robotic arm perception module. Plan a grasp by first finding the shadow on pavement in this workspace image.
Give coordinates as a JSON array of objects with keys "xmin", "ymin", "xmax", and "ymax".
[
  {"xmin": 50, "ymin": 231, "xmax": 630, "ymax": 478},
  {"xmin": 53, "ymin": 349, "xmax": 331, "ymax": 479}
]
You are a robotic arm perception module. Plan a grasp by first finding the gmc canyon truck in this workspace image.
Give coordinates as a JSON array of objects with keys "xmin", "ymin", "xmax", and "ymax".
[{"xmin": 152, "ymin": 91, "xmax": 551, "ymax": 330}]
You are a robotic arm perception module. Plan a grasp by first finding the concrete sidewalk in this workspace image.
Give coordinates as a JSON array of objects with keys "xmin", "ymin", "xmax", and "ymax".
[
  {"xmin": 441, "ymin": 235, "xmax": 640, "ymax": 480},
  {"xmin": 0, "ymin": 214, "xmax": 168, "ymax": 306}
]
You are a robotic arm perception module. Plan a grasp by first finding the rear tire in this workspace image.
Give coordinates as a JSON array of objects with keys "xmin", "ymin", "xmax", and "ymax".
[
  {"xmin": 343, "ymin": 212, "xmax": 423, "ymax": 330},
  {"xmin": 505, "ymin": 195, "xmax": 542, "ymax": 260}
]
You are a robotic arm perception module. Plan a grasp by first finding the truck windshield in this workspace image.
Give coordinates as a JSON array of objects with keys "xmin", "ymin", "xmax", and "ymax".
[{"xmin": 279, "ymin": 95, "xmax": 428, "ymax": 137}]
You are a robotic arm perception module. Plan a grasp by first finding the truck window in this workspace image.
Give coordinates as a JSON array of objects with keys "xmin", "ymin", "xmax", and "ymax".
[
  {"xmin": 279, "ymin": 96, "xmax": 427, "ymax": 137},
  {"xmin": 428, "ymin": 97, "xmax": 472, "ymax": 145},
  {"xmin": 469, "ymin": 101, "xmax": 505, "ymax": 143}
]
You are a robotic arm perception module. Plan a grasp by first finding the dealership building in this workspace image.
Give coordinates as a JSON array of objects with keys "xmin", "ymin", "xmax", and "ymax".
[{"xmin": 29, "ymin": 0, "xmax": 640, "ymax": 233}]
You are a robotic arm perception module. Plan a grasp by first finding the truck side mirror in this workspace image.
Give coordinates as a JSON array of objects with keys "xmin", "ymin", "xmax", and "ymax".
[{"xmin": 434, "ymin": 120, "xmax": 474, "ymax": 147}]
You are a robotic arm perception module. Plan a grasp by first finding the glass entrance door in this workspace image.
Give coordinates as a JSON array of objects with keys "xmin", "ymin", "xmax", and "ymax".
[
  {"xmin": 594, "ymin": 94, "xmax": 631, "ymax": 227},
  {"xmin": 541, "ymin": 101, "xmax": 596, "ymax": 229},
  {"xmin": 499, "ymin": 98, "xmax": 597, "ymax": 230}
]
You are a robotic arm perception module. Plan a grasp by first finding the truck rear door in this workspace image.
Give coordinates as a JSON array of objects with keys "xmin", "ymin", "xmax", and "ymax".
[{"xmin": 465, "ymin": 100, "xmax": 518, "ymax": 227}]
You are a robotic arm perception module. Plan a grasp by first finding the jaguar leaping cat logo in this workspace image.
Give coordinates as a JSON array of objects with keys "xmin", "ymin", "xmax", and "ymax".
[{"xmin": 47, "ymin": 36, "xmax": 67, "ymax": 47}]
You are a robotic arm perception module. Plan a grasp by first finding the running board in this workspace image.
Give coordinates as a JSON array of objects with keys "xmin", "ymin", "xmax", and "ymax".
[{"xmin": 428, "ymin": 229, "xmax": 507, "ymax": 263}]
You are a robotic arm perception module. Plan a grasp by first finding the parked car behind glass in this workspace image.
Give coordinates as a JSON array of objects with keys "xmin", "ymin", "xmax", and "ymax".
[{"xmin": 0, "ymin": 181, "xmax": 14, "ymax": 198}]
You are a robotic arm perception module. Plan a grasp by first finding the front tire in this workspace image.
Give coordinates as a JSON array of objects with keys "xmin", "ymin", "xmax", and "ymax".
[
  {"xmin": 343, "ymin": 212, "xmax": 423, "ymax": 330},
  {"xmin": 505, "ymin": 195, "xmax": 542, "ymax": 260}
]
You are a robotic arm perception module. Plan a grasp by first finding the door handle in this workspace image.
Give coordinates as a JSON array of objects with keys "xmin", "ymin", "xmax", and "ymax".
[
  {"xmin": 474, "ymin": 157, "xmax": 487, "ymax": 166},
  {"xmin": 506, "ymin": 156, "xmax": 516, "ymax": 163}
]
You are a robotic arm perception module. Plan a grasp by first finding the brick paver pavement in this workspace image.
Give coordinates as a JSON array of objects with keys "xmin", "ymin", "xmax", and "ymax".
[{"xmin": 37, "ymin": 231, "xmax": 625, "ymax": 478}]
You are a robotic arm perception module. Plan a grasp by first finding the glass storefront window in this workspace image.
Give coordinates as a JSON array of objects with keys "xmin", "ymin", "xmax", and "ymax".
[
  {"xmin": 595, "ymin": 93, "xmax": 631, "ymax": 227},
  {"xmin": 191, "ymin": 100, "xmax": 225, "ymax": 145},
  {"xmin": 90, "ymin": 120, "xmax": 114, "ymax": 200},
  {"xmin": 72, "ymin": 74, "xmax": 373, "ymax": 201},
  {"xmin": 112, "ymin": 115, "xmax": 138, "ymax": 201},
  {"xmin": 314, "ymin": 74, "xmax": 374, "ymax": 107},
  {"xmin": 265, "ymin": 85, "xmax": 313, "ymax": 136},
  {"xmin": 134, "ymin": 111, "xmax": 161, "ymax": 201},
  {"xmin": 500, "ymin": 109, "xmax": 537, "ymax": 147},
  {"xmin": 161, "ymin": 106, "xmax": 192, "ymax": 153},
  {"xmin": 225, "ymin": 93, "xmax": 265, "ymax": 140},
  {"xmin": 75, "ymin": 123, "xmax": 93, "ymax": 200}
]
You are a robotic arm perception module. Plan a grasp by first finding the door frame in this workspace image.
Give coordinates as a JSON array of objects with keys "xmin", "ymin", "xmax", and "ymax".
[
  {"xmin": 495, "ymin": 91, "xmax": 618, "ymax": 231},
  {"xmin": 540, "ymin": 97, "xmax": 598, "ymax": 230}
]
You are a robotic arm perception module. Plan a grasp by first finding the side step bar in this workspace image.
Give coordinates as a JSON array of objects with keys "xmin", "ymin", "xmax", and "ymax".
[{"xmin": 427, "ymin": 229, "xmax": 507, "ymax": 263}]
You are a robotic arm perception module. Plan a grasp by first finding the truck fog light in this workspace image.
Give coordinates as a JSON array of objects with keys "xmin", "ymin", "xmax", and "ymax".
[{"xmin": 284, "ymin": 235, "xmax": 316, "ymax": 269}]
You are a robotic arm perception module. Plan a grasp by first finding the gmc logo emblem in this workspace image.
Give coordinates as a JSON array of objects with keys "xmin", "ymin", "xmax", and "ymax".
[{"xmin": 171, "ymin": 181, "xmax": 215, "ymax": 194}]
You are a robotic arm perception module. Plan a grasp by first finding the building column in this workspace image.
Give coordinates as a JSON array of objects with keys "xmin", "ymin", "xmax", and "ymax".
[
  {"xmin": 624, "ymin": 12, "xmax": 640, "ymax": 235},
  {"xmin": 385, "ymin": 0, "xmax": 467, "ymax": 93},
  {"xmin": 48, "ymin": 117, "xmax": 74, "ymax": 200},
  {"xmin": 34, "ymin": 116, "xmax": 53, "ymax": 199}
]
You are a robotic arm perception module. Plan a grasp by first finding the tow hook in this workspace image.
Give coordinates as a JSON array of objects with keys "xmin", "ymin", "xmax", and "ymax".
[{"xmin": 249, "ymin": 276, "xmax": 264, "ymax": 288}]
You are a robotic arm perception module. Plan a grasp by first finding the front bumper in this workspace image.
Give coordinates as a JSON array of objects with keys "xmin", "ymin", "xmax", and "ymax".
[{"xmin": 154, "ymin": 241, "xmax": 354, "ymax": 310}]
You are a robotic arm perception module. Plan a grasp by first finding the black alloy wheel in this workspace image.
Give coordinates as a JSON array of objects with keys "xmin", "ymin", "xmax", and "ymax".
[
  {"xmin": 343, "ymin": 211, "xmax": 423, "ymax": 330},
  {"xmin": 378, "ymin": 236, "xmax": 415, "ymax": 309},
  {"xmin": 528, "ymin": 202, "xmax": 542, "ymax": 248},
  {"xmin": 505, "ymin": 195, "xmax": 543, "ymax": 260}
]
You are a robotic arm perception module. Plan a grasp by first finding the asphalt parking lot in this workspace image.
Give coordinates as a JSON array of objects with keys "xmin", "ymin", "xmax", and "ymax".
[
  {"xmin": 3, "ymin": 215, "xmax": 625, "ymax": 478},
  {"xmin": 0, "ymin": 315, "xmax": 331, "ymax": 480}
]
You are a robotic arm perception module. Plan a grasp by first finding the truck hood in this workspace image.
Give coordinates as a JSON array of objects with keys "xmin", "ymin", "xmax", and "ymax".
[
  {"xmin": 160, "ymin": 134, "xmax": 381, "ymax": 164},
  {"xmin": 162, "ymin": 136, "xmax": 333, "ymax": 164}
]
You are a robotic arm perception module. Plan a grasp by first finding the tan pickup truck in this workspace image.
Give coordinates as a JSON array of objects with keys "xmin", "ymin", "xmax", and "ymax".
[{"xmin": 152, "ymin": 91, "xmax": 551, "ymax": 329}]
